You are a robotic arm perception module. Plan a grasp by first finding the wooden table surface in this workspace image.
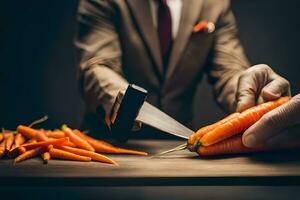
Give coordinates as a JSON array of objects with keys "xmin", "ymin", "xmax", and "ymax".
[{"xmin": 1, "ymin": 140, "xmax": 300, "ymax": 186}]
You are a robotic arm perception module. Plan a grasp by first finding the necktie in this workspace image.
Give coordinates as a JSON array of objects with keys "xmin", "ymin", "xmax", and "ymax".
[{"xmin": 157, "ymin": 0, "xmax": 172, "ymax": 66}]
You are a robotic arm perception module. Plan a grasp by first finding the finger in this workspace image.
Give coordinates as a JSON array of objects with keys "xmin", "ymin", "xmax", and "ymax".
[
  {"xmin": 242, "ymin": 111, "xmax": 282, "ymax": 148},
  {"xmin": 236, "ymin": 74, "xmax": 257, "ymax": 112},
  {"xmin": 261, "ymin": 76, "xmax": 291, "ymax": 101},
  {"xmin": 236, "ymin": 64, "xmax": 274, "ymax": 112},
  {"xmin": 242, "ymin": 95, "xmax": 300, "ymax": 147}
]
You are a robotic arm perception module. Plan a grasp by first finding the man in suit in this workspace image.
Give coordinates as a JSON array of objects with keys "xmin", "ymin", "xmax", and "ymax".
[{"xmin": 75, "ymin": 0, "xmax": 290, "ymax": 140}]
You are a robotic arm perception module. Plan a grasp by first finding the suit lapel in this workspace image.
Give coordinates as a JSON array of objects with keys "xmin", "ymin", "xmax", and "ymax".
[
  {"xmin": 166, "ymin": 0, "xmax": 204, "ymax": 80},
  {"xmin": 126, "ymin": 0, "xmax": 163, "ymax": 76}
]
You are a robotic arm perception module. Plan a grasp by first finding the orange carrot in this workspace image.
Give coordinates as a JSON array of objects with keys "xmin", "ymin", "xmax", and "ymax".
[
  {"xmin": 0, "ymin": 149, "xmax": 5, "ymax": 158},
  {"xmin": 49, "ymin": 147, "xmax": 91, "ymax": 162},
  {"xmin": 45, "ymin": 130, "xmax": 65, "ymax": 138},
  {"xmin": 35, "ymin": 130, "xmax": 49, "ymax": 141},
  {"xmin": 73, "ymin": 129, "xmax": 147, "ymax": 155},
  {"xmin": 0, "ymin": 138, "xmax": 6, "ymax": 158},
  {"xmin": 17, "ymin": 138, "xmax": 37, "ymax": 155},
  {"xmin": 73, "ymin": 129, "xmax": 114, "ymax": 147},
  {"xmin": 112, "ymin": 148, "xmax": 148, "ymax": 155},
  {"xmin": 58, "ymin": 145, "xmax": 117, "ymax": 165},
  {"xmin": 20, "ymin": 137, "xmax": 69, "ymax": 150},
  {"xmin": 41, "ymin": 152, "xmax": 51, "ymax": 164},
  {"xmin": 188, "ymin": 112, "xmax": 240, "ymax": 151},
  {"xmin": 5, "ymin": 133, "xmax": 14, "ymax": 151},
  {"xmin": 62, "ymin": 125, "xmax": 94, "ymax": 152},
  {"xmin": 199, "ymin": 97, "xmax": 290, "ymax": 146},
  {"xmin": 62, "ymin": 141, "xmax": 77, "ymax": 148},
  {"xmin": 14, "ymin": 133, "xmax": 26, "ymax": 147},
  {"xmin": 88, "ymin": 139, "xmax": 147, "ymax": 155},
  {"xmin": 197, "ymin": 135, "xmax": 266, "ymax": 156},
  {"xmin": 17, "ymin": 125, "xmax": 37, "ymax": 139},
  {"xmin": 17, "ymin": 146, "xmax": 27, "ymax": 154},
  {"xmin": 25, "ymin": 138, "xmax": 37, "ymax": 144},
  {"xmin": 14, "ymin": 147, "xmax": 44, "ymax": 163},
  {"xmin": 17, "ymin": 125, "xmax": 49, "ymax": 141},
  {"xmin": 8, "ymin": 133, "xmax": 27, "ymax": 158},
  {"xmin": 0, "ymin": 134, "xmax": 3, "ymax": 143},
  {"xmin": 47, "ymin": 145, "xmax": 53, "ymax": 151}
]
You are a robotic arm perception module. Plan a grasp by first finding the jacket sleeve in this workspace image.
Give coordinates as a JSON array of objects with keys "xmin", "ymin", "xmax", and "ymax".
[
  {"xmin": 75, "ymin": 0, "xmax": 128, "ymax": 119},
  {"xmin": 205, "ymin": 0, "xmax": 250, "ymax": 112}
]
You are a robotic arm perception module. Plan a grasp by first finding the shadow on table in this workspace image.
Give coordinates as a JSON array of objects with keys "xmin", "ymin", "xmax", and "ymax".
[{"xmin": 152, "ymin": 149, "xmax": 300, "ymax": 164}]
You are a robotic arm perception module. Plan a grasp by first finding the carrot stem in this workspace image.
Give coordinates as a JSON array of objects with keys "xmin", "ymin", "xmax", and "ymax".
[{"xmin": 28, "ymin": 115, "xmax": 48, "ymax": 128}]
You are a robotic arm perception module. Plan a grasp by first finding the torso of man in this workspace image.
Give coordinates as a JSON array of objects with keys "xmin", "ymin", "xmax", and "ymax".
[{"xmin": 76, "ymin": 0, "xmax": 249, "ymax": 135}]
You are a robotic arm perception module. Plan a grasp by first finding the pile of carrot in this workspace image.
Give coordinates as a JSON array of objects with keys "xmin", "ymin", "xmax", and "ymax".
[
  {"xmin": 0, "ymin": 124, "xmax": 147, "ymax": 165},
  {"xmin": 188, "ymin": 96, "xmax": 294, "ymax": 156}
]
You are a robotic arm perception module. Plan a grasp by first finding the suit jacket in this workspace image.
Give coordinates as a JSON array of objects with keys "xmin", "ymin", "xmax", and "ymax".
[{"xmin": 75, "ymin": 0, "xmax": 250, "ymax": 134}]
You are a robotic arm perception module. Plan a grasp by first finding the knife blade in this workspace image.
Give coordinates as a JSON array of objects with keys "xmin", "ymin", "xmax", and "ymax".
[
  {"xmin": 136, "ymin": 101, "xmax": 194, "ymax": 139},
  {"xmin": 110, "ymin": 84, "xmax": 194, "ymax": 140}
]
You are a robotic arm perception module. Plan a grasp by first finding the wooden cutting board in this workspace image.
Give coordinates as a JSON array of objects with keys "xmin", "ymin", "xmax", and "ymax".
[{"xmin": 1, "ymin": 140, "xmax": 300, "ymax": 186}]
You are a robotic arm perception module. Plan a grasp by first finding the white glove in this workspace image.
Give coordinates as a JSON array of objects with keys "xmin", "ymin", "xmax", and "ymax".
[
  {"xmin": 242, "ymin": 94, "xmax": 300, "ymax": 147},
  {"xmin": 236, "ymin": 64, "xmax": 291, "ymax": 112}
]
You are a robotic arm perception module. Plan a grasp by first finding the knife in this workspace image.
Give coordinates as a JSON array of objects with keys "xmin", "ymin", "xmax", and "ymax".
[{"xmin": 110, "ymin": 84, "xmax": 194, "ymax": 141}]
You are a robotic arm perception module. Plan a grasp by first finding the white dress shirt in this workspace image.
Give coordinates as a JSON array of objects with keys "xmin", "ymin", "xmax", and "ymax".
[{"xmin": 149, "ymin": 0, "xmax": 183, "ymax": 39}]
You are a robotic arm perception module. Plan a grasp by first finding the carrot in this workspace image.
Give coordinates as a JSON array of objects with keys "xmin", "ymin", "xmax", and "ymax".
[
  {"xmin": 16, "ymin": 138, "xmax": 37, "ymax": 155},
  {"xmin": 17, "ymin": 125, "xmax": 37, "ymax": 139},
  {"xmin": 5, "ymin": 133, "xmax": 14, "ymax": 151},
  {"xmin": 45, "ymin": 130, "xmax": 65, "ymax": 138},
  {"xmin": 25, "ymin": 138, "xmax": 37, "ymax": 144},
  {"xmin": 73, "ymin": 129, "xmax": 147, "ymax": 155},
  {"xmin": 62, "ymin": 125, "xmax": 94, "ymax": 152},
  {"xmin": 73, "ymin": 129, "xmax": 114, "ymax": 147},
  {"xmin": 13, "ymin": 133, "xmax": 26, "ymax": 147},
  {"xmin": 0, "ymin": 134, "xmax": 3, "ymax": 143},
  {"xmin": 62, "ymin": 141, "xmax": 77, "ymax": 148},
  {"xmin": 188, "ymin": 112, "xmax": 240, "ymax": 151},
  {"xmin": 17, "ymin": 125, "xmax": 49, "ymax": 141},
  {"xmin": 17, "ymin": 146, "xmax": 27, "ymax": 154},
  {"xmin": 34, "ymin": 130, "xmax": 49, "ymax": 141},
  {"xmin": 199, "ymin": 97, "xmax": 290, "ymax": 147},
  {"xmin": 49, "ymin": 147, "xmax": 91, "ymax": 162},
  {"xmin": 197, "ymin": 135, "xmax": 266, "ymax": 156},
  {"xmin": 8, "ymin": 133, "xmax": 26, "ymax": 158},
  {"xmin": 58, "ymin": 145, "xmax": 118, "ymax": 165},
  {"xmin": 41, "ymin": 152, "xmax": 51, "ymax": 164},
  {"xmin": 20, "ymin": 137, "xmax": 69, "ymax": 150},
  {"xmin": 47, "ymin": 145, "xmax": 53, "ymax": 151},
  {"xmin": 14, "ymin": 147, "xmax": 44, "ymax": 163},
  {"xmin": 3, "ymin": 132, "xmax": 13, "ymax": 138},
  {"xmin": 0, "ymin": 138, "xmax": 6, "ymax": 158},
  {"xmin": 88, "ymin": 139, "xmax": 147, "ymax": 155},
  {"xmin": 0, "ymin": 149, "xmax": 5, "ymax": 158}
]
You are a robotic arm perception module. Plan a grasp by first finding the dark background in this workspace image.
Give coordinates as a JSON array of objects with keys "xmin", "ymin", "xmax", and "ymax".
[{"xmin": 0, "ymin": 0, "xmax": 299, "ymax": 131}]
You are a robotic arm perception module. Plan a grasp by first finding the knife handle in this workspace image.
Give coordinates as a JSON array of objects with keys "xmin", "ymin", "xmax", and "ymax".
[{"xmin": 110, "ymin": 84, "xmax": 148, "ymax": 141}]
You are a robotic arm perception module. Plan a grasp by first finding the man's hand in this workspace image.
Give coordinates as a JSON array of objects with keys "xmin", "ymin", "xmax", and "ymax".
[
  {"xmin": 236, "ymin": 64, "xmax": 291, "ymax": 112},
  {"xmin": 242, "ymin": 94, "xmax": 300, "ymax": 147}
]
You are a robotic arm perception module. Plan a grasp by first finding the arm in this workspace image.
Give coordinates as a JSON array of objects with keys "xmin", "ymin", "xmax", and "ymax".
[
  {"xmin": 206, "ymin": 0, "xmax": 290, "ymax": 113},
  {"xmin": 205, "ymin": 0, "xmax": 250, "ymax": 113},
  {"xmin": 75, "ymin": 0, "xmax": 128, "ymax": 119}
]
